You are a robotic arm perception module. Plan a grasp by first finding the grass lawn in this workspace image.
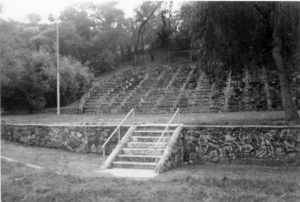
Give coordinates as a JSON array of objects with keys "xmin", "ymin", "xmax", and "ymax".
[
  {"xmin": 2, "ymin": 110, "xmax": 300, "ymax": 125},
  {"xmin": 2, "ymin": 159, "xmax": 300, "ymax": 202}
]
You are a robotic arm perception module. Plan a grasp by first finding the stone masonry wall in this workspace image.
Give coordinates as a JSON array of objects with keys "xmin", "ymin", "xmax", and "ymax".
[
  {"xmin": 2, "ymin": 124, "xmax": 300, "ymax": 167},
  {"xmin": 159, "ymin": 136, "xmax": 182, "ymax": 172},
  {"xmin": 181, "ymin": 126, "xmax": 300, "ymax": 165},
  {"xmin": 156, "ymin": 127, "xmax": 183, "ymax": 173},
  {"xmin": 1, "ymin": 124, "xmax": 129, "ymax": 155}
]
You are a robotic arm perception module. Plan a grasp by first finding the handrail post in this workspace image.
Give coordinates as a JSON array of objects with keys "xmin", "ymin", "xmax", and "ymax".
[
  {"xmin": 103, "ymin": 146, "xmax": 105, "ymax": 160},
  {"xmin": 154, "ymin": 108, "xmax": 180, "ymax": 167},
  {"xmin": 101, "ymin": 108, "xmax": 135, "ymax": 161},
  {"xmin": 132, "ymin": 109, "xmax": 135, "ymax": 124}
]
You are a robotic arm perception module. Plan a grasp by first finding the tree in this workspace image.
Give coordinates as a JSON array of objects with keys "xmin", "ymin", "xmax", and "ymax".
[
  {"xmin": 0, "ymin": 19, "xmax": 93, "ymax": 112},
  {"xmin": 133, "ymin": 1, "xmax": 163, "ymax": 65},
  {"xmin": 26, "ymin": 13, "xmax": 41, "ymax": 25},
  {"xmin": 156, "ymin": 1, "xmax": 175, "ymax": 49},
  {"xmin": 58, "ymin": 2, "xmax": 130, "ymax": 74},
  {"xmin": 271, "ymin": 2, "xmax": 299, "ymax": 121}
]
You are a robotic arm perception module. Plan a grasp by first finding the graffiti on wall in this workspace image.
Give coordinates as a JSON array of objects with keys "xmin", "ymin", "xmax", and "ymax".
[
  {"xmin": 182, "ymin": 128, "xmax": 299, "ymax": 164},
  {"xmin": 1, "ymin": 125, "xmax": 129, "ymax": 154}
]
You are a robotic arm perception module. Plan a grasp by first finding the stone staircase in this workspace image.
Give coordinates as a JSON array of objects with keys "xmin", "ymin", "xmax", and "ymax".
[{"xmin": 101, "ymin": 124, "xmax": 181, "ymax": 172}]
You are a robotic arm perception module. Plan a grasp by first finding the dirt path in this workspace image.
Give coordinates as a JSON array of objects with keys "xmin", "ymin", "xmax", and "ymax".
[
  {"xmin": 1, "ymin": 140, "xmax": 105, "ymax": 178},
  {"xmin": 1, "ymin": 140, "xmax": 158, "ymax": 180},
  {"xmin": 2, "ymin": 140, "xmax": 299, "ymax": 182}
]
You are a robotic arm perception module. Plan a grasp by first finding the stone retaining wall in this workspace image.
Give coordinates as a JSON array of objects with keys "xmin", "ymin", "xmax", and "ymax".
[
  {"xmin": 1, "ymin": 124, "xmax": 128, "ymax": 155},
  {"xmin": 181, "ymin": 126, "xmax": 300, "ymax": 165},
  {"xmin": 1, "ymin": 124, "xmax": 300, "ymax": 167},
  {"xmin": 156, "ymin": 126, "xmax": 183, "ymax": 173}
]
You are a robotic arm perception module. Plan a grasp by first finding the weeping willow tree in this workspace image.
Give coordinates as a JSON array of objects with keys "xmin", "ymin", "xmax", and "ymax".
[
  {"xmin": 271, "ymin": 2, "xmax": 299, "ymax": 122},
  {"xmin": 180, "ymin": 1, "xmax": 299, "ymax": 122}
]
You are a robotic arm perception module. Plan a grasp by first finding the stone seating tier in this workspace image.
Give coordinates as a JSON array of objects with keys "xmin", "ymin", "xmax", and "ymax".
[{"xmin": 82, "ymin": 64, "xmax": 299, "ymax": 114}]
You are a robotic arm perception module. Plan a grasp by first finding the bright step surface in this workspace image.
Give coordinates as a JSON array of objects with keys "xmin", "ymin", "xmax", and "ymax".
[
  {"xmin": 98, "ymin": 168, "xmax": 158, "ymax": 178},
  {"xmin": 133, "ymin": 130, "xmax": 175, "ymax": 133},
  {"xmin": 117, "ymin": 154, "xmax": 162, "ymax": 158},
  {"xmin": 113, "ymin": 161, "xmax": 156, "ymax": 166}
]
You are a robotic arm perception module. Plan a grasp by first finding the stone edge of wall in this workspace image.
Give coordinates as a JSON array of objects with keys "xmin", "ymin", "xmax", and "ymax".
[
  {"xmin": 3, "ymin": 123, "xmax": 300, "ymax": 128},
  {"xmin": 155, "ymin": 125, "xmax": 183, "ymax": 173}
]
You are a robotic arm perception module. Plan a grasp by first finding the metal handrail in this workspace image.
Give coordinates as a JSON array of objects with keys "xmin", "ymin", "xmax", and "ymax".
[
  {"xmin": 101, "ymin": 108, "xmax": 135, "ymax": 159},
  {"xmin": 154, "ymin": 108, "xmax": 180, "ymax": 150}
]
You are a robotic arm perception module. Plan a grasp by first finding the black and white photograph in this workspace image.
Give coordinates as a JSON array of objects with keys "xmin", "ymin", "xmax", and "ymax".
[{"xmin": 1, "ymin": 0, "xmax": 300, "ymax": 201}]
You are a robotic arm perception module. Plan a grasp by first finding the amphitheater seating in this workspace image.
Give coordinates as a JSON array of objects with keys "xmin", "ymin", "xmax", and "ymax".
[
  {"xmin": 290, "ymin": 68, "xmax": 300, "ymax": 109},
  {"xmin": 83, "ymin": 64, "xmax": 219, "ymax": 114},
  {"xmin": 81, "ymin": 64, "xmax": 300, "ymax": 114}
]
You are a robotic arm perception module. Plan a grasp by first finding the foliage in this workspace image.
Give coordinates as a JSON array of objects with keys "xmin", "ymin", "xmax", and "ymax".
[
  {"xmin": 0, "ymin": 19, "xmax": 92, "ymax": 112},
  {"xmin": 59, "ymin": 57, "xmax": 93, "ymax": 105},
  {"xmin": 58, "ymin": 2, "xmax": 130, "ymax": 74},
  {"xmin": 26, "ymin": 13, "xmax": 41, "ymax": 25}
]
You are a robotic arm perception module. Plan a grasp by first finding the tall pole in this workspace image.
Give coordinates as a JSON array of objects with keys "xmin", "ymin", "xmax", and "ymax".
[{"xmin": 56, "ymin": 18, "xmax": 60, "ymax": 115}]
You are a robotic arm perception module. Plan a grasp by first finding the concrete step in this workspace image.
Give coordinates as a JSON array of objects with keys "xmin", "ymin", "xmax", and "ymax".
[
  {"xmin": 132, "ymin": 132, "xmax": 173, "ymax": 137},
  {"xmin": 116, "ymin": 154, "xmax": 161, "ymax": 162},
  {"xmin": 121, "ymin": 148, "xmax": 165, "ymax": 155},
  {"xmin": 130, "ymin": 136, "xmax": 169, "ymax": 142},
  {"xmin": 136, "ymin": 126, "xmax": 177, "ymax": 131},
  {"xmin": 112, "ymin": 161, "xmax": 156, "ymax": 169},
  {"xmin": 133, "ymin": 130, "xmax": 175, "ymax": 133},
  {"xmin": 117, "ymin": 154, "xmax": 162, "ymax": 158},
  {"xmin": 126, "ymin": 142, "xmax": 167, "ymax": 149}
]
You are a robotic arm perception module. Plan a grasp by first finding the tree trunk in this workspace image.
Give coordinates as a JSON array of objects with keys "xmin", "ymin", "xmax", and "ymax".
[
  {"xmin": 126, "ymin": 45, "xmax": 132, "ymax": 62},
  {"xmin": 297, "ymin": 3, "xmax": 300, "ymax": 72},
  {"xmin": 133, "ymin": 2, "xmax": 162, "ymax": 66},
  {"xmin": 244, "ymin": 66, "xmax": 250, "ymax": 110},
  {"xmin": 120, "ymin": 45, "xmax": 125, "ymax": 62},
  {"xmin": 133, "ymin": 49, "xmax": 138, "ymax": 66},
  {"xmin": 272, "ymin": 3, "xmax": 299, "ymax": 122},
  {"xmin": 262, "ymin": 66, "xmax": 272, "ymax": 110},
  {"xmin": 224, "ymin": 70, "xmax": 232, "ymax": 111},
  {"xmin": 141, "ymin": 30, "xmax": 145, "ymax": 64}
]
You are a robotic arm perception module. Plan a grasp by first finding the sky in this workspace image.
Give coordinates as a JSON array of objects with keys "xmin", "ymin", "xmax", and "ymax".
[{"xmin": 0, "ymin": 0, "xmax": 144, "ymax": 22}]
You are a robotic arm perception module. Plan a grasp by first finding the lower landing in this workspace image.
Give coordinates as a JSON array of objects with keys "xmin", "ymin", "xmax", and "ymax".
[{"xmin": 98, "ymin": 168, "xmax": 158, "ymax": 179}]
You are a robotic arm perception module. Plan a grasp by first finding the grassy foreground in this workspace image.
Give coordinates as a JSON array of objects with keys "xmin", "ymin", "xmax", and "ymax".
[{"xmin": 2, "ymin": 160, "xmax": 300, "ymax": 202}]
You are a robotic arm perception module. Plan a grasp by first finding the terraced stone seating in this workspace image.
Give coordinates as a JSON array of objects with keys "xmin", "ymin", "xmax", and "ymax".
[
  {"xmin": 210, "ymin": 83, "xmax": 225, "ymax": 112},
  {"xmin": 267, "ymin": 70, "xmax": 282, "ymax": 110},
  {"xmin": 156, "ymin": 89, "xmax": 180, "ymax": 113},
  {"xmin": 228, "ymin": 71, "xmax": 246, "ymax": 112},
  {"xmin": 290, "ymin": 69, "xmax": 300, "ymax": 109},
  {"xmin": 84, "ymin": 68, "xmax": 146, "ymax": 113},
  {"xmin": 81, "ymin": 63, "xmax": 298, "ymax": 114},
  {"xmin": 226, "ymin": 68, "xmax": 285, "ymax": 112},
  {"xmin": 82, "ymin": 64, "xmax": 218, "ymax": 114}
]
